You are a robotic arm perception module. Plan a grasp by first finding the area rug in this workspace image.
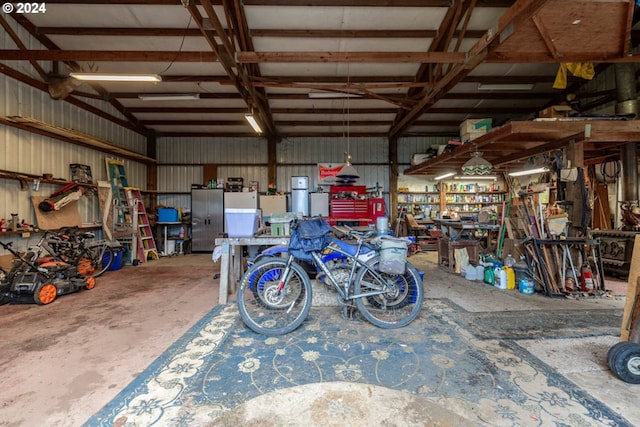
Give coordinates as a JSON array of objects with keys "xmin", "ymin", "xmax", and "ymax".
[
  {"xmin": 85, "ymin": 299, "xmax": 632, "ymax": 426},
  {"xmin": 440, "ymin": 299, "xmax": 622, "ymax": 340}
]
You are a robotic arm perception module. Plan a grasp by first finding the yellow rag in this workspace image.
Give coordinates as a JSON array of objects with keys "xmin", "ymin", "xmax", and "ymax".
[{"xmin": 553, "ymin": 62, "xmax": 595, "ymax": 89}]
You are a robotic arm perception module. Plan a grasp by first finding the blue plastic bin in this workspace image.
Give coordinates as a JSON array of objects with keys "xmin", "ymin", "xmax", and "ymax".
[{"xmin": 103, "ymin": 248, "xmax": 123, "ymax": 271}]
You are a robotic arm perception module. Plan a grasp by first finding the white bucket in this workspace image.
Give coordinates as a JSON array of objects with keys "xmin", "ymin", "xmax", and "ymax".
[{"xmin": 376, "ymin": 216, "xmax": 389, "ymax": 233}]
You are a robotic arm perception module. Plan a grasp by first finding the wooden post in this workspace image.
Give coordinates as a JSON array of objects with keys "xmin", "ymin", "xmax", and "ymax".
[
  {"xmin": 268, "ymin": 136, "xmax": 277, "ymax": 190},
  {"xmin": 620, "ymin": 235, "xmax": 640, "ymax": 342},
  {"xmin": 389, "ymin": 136, "xmax": 398, "ymax": 224}
]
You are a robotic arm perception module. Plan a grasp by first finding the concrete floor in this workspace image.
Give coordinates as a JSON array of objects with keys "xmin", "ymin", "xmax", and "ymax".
[{"xmin": 0, "ymin": 252, "xmax": 638, "ymax": 426}]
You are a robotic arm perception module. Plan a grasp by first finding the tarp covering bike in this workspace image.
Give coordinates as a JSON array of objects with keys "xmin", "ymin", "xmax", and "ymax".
[
  {"xmin": 38, "ymin": 183, "xmax": 85, "ymax": 212},
  {"xmin": 288, "ymin": 217, "xmax": 333, "ymax": 261}
]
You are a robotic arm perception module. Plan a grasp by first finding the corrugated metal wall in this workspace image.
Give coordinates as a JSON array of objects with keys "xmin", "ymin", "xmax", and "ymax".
[
  {"xmin": 1, "ymin": 18, "xmax": 148, "ymax": 253},
  {"xmin": 155, "ymin": 135, "xmax": 448, "ymax": 215}
]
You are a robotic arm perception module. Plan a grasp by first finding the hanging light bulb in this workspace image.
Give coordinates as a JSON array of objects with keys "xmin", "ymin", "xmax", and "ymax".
[{"xmin": 462, "ymin": 151, "xmax": 493, "ymax": 175}]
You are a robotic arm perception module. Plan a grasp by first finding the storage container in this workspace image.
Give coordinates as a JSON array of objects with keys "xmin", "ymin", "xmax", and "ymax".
[
  {"xmin": 504, "ymin": 266, "xmax": 516, "ymax": 290},
  {"xmin": 494, "ymin": 267, "xmax": 507, "ymax": 290},
  {"xmin": 158, "ymin": 208, "xmax": 179, "ymax": 223},
  {"xmin": 513, "ymin": 262, "xmax": 534, "ymax": 295},
  {"xmin": 270, "ymin": 218, "xmax": 291, "ymax": 236},
  {"xmin": 105, "ymin": 248, "xmax": 123, "ymax": 271},
  {"xmin": 225, "ymin": 208, "xmax": 260, "ymax": 237},
  {"xmin": 379, "ymin": 238, "xmax": 408, "ymax": 275}
]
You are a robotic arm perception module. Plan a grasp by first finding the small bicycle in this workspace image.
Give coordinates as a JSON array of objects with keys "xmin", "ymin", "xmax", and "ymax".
[{"xmin": 237, "ymin": 218, "xmax": 424, "ymax": 336}]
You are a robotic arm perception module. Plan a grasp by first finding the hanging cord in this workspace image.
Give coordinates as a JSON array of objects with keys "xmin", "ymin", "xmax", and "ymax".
[
  {"xmin": 600, "ymin": 160, "xmax": 621, "ymax": 182},
  {"xmin": 157, "ymin": 15, "xmax": 193, "ymax": 76}
]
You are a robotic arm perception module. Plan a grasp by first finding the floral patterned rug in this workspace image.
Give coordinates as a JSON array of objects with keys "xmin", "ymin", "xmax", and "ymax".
[{"xmin": 84, "ymin": 299, "xmax": 632, "ymax": 426}]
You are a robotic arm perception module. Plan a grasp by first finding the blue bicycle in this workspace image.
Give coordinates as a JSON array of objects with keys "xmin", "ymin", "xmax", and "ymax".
[{"xmin": 237, "ymin": 220, "xmax": 424, "ymax": 336}]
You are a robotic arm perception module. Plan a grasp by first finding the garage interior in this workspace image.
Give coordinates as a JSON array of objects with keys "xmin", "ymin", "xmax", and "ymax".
[{"xmin": 2, "ymin": 0, "xmax": 640, "ymax": 425}]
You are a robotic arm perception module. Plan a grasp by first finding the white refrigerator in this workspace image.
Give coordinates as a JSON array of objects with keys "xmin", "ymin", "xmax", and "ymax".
[
  {"xmin": 310, "ymin": 192, "xmax": 329, "ymax": 217},
  {"xmin": 291, "ymin": 176, "xmax": 309, "ymax": 216},
  {"xmin": 224, "ymin": 191, "xmax": 258, "ymax": 209}
]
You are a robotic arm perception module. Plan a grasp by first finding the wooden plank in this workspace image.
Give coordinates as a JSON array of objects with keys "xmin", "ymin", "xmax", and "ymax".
[{"xmin": 620, "ymin": 235, "xmax": 640, "ymax": 341}]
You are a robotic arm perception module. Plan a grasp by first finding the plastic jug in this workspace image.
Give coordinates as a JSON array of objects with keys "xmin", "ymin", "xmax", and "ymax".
[
  {"xmin": 504, "ymin": 266, "xmax": 515, "ymax": 290},
  {"xmin": 484, "ymin": 266, "xmax": 495, "ymax": 285},
  {"xmin": 505, "ymin": 253, "xmax": 516, "ymax": 267},
  {"xmin": 475, "ymin": 265, "xmax": 485, "ymax": 281},
  {"xmin": 494, "ymin": 267, "xmax": 507, "ymax": 290}
]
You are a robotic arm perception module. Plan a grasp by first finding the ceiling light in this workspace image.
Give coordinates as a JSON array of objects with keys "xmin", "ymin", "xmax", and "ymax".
[
  {"xmin": 508, "ymin": 167, "xmax": 549, "ymax": 177},
  {"xmin": 308, "ymin": 91, "xmax": 362, "ymax": 99},
  {"xmin": 336, "ymin": 154, "xmax": 360, "ymax": 180},
  {"xmin": 454, "ymin": 175, "xmax": 497, "ymax": 180},
  {"xmin": 462, "ymin": 151, "xmax": 493, "ymax": 175},
  {"xmin": 70, "ymin": 73, "xmax": 162, "ymax": 82},
  {"xmin": 435, "ymin": 172, "xmax": 455, "ymax": 180},
  {"xmin": 244, "ymin": 113, "xmax": 263, "ymax": 134},
  {"xmin": 477, "ymin": 83, "xmax": 534, "ymax": 91},
  {"xmin": 138, "ymin": 93, "xmax": 200, "ymax": 101}
]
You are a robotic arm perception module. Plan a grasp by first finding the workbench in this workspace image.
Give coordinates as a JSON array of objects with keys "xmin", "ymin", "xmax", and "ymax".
[
  {"xmin": 214, "ymin": 235, "xmax": 290, "ymax": 304},
  {"xmin": 433, "ymin": 220, "xmax": 500, "ymax": 271}
]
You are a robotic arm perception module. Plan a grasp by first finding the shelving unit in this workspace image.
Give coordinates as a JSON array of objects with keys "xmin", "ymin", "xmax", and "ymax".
[
  {"xmin": 397, "ymin": 192, "xmax": 440, "ymax": 216},
  {"xmin": 444, "ymin": 191, "xmax": 506, "ymax": 213},
  {"xmin": 397, "ymin": 185, "xmax": 506, "ymax": 217}
]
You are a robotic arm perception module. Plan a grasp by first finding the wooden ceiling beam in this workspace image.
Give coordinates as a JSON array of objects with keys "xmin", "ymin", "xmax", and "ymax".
[
  {"xmin": 488, "ymin": 53, "xmax": 640, "ymax": 63},
  {"xmin": 389, "ymin": 0, "xmax": 555, "ymax": 138},
  {"xmin": 123, "ymin": 106, "xmax": 534, "ymax": 115},
  {"xmin": 42, "ymin": 0, "xmax": 514, "ymax": 5},
  {"xmin": 250, "ymin": 29, "xmax": 486, "ymax": 38},
  {"xmin": 0, "ymin": 49, "xmax": 217, "ymax": 62},
  {"xmin": 9, "ymin": 14, "xmax": 146, "ymax": 133},
  {"xmin": 37, "ymin": 27, "xmax": 205, "ymax": 36},
  {"xmin": 236, "ymin": 51, "xmax": 466, "ymax": 63},
  {"xmin": 493, "ymin": 132, "xmax": 585, "ymax": 167},
  {"xmin": 111, "ymin": 92, "xmax": 242, "ymax": 99}
]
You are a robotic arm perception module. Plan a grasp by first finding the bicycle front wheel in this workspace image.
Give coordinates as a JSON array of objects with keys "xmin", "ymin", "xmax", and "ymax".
[
  {"xmin": 237, "ymin": 257, "xmax": 313, "ymax": 336},
  {"xmin": 355, "ymin": 257, "xmax": 423, "ymax": 329}
]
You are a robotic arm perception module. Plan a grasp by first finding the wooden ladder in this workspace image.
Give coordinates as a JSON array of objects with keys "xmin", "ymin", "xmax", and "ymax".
[{"xmin": 125, "ymin": 187, "xmax": 159, "ymax": 262}]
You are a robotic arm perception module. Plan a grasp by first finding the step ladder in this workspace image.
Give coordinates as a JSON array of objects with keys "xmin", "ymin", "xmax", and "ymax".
[
  {"xmin": 106, "ymin": 159, "xmax": 129, "ymax": 226},
  {"xmin": 125, "ymin": 187, "xmax": 159, "ymax": 262}
]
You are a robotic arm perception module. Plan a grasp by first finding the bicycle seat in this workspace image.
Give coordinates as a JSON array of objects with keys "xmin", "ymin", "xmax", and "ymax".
[{"xmin": 81, "ymin": 232, "xmax": 95, "ymax": 239}]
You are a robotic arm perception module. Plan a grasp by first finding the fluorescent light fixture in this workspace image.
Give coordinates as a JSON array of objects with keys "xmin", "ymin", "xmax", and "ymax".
[
  {"xmin": 138, "ymin": 93, "xmax": 200, "ymax": 101},
  {"xmin": 454, "ymin": 175, "xmax": 497, "ymax": 180},
  {"xmin": 244, "ymin": 113, "xmax": 263, "ymax": 134},
  {"xmin": 70, "ymin": 73, "xmax": 162, "ymax": 82},
  {"xmin": 435, "ymin": 172, "xmax": 455, "ymax": 180},
  {"xmin": 477, "ymin": 83, "xmax": 534, "ymax": 91},
  {"xmin": 508, "ymin": 167, "xmax": 549, "ymax": 177},
  {"xmin": 308, "ymin": 91, "xmax": 362, "ymax": 99}
]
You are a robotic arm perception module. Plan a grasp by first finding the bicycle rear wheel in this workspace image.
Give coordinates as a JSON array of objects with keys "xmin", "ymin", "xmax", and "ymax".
[
  {"xmin": 86, "ymin": 244, "xmax": 115, "ymax": 277},
  {"xmin": 76, "ymin": 244, "xmax": 113, "ymax": 278},
  {"xmin": 355, "ymin": 257, "xmax": 423, "ymax": 329},
  {"xmin": 237, "ymin": 257, "xmax": 312, "ymax": 336}
]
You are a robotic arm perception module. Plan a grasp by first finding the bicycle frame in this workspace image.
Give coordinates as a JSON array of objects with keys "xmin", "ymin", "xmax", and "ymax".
[{"xmin": 308, "ymin": 238, "xmax": 396, "ymax": 303}]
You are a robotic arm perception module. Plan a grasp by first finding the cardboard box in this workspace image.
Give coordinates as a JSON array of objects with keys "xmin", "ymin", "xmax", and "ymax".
[
  {"xmin": 460, "ymin": 118, "xmax": 492, "ymax": 135},
  {"xmin": 538, "ymin": 105, "xmax": 573, "ymax": 118},
  {"xmin": 460, "ymin": 130, "xmax": 487, "ymax": 142}
]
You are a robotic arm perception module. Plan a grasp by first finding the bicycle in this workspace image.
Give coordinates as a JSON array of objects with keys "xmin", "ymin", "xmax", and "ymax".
[
  {"xmin": 237, "ymin": 218, "xmax": 424, "ymax": 336},
  {"xmin": 35, "ymin": 227, "xmax": 118, "ymax": 278}
]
